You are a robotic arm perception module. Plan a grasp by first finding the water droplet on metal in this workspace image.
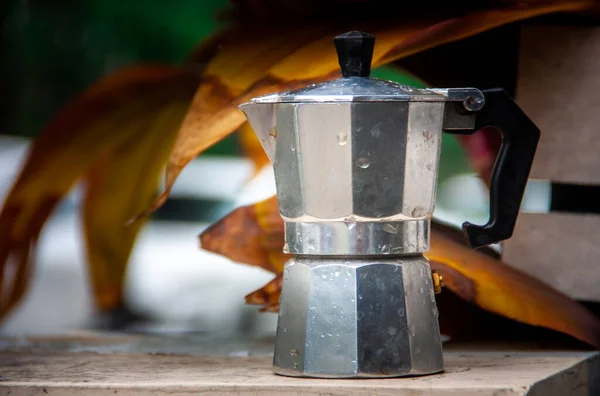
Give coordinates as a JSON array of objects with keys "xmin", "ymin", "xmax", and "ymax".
[
  {"xmin": 397, "ymin": 308, "xmax": 405, "ymax": 317},
  {"xmin": 358, "ymin": 312, "xmax": 365, "ymax": 320},
  {"xmin": 343, "ymin": 216, "xmax": 356, "ymax": 230},
  {"xmin": 371, "ymin": 123, "xmax": 381, "ymax": 138},
  {"xmin": 327, "ymin": 333, "xmax": 333, "ymax": 337},
  {"xmin": 383, "ymin": 223, "xmax": 398, "ymax": 234},
  {"xmin": 282, "ymin": 243, "xmax": 290, "ymax": 253},
  {"xmin": 356, "ymin": 157, "xmax": 370, "ymax": 169},
  {"xmin": 381, "ymin": 244, "xmax": 390, "ymax": 254},
  {"xmin": 283, "ymin": 328, "xmax": 288, "ymax": 332},
  {"xmin": 290, "ymin": 145, "xmax": 296, "ymax": 152},
  {"xmin": 269, "ymin": 127, "xmax": 277, "ymax": 138},
  {"xmin": 337, "ymin": 132, "xmax": 348, "ymax": 145},
  {"xmin": 290, "ymin": 349, "xmax": 298, "ymax": 356},
  {"xmin": 334, "ymin": 271, "xmax": 340, "ymax": 277},
  {"xmin": 293, "ymin": 363, "xmax": 299, "ymax": 369},
  {"xmin": 388, "ymin": 326, "xmax": 397, "ymax": 336},
  {"xmin": 391, "ymin": 246, "xmax": 403, "ymax": 254},
  {"xmin": 410, "ymin": 324, "xmax": 416, "ymax": 337},
  {"xmin": 419, "ymin": 287, "xmax": 424, "ymax": 294}
]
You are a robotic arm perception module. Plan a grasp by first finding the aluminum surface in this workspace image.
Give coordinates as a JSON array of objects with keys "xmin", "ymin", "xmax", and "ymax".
[
  {"xmin": 246, "ymin": 78, "xmax": 485, "ymax": 107},
  {"xmin": 273, "ymin": 256, "xmax": 444, "ymax": 378},
  {"xmin": 284, "ymin": 220, "xmax": 429, "ymax": 255},
  {"xmin": 242, "ymin": 100, "xmax": 444, "ymax": 255},
  {"xmin": 249, "ymin": 77, "xmax": 446, "ymax": 103}
]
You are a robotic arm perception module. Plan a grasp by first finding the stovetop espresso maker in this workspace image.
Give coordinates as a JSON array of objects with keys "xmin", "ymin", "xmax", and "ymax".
[{"xmin": 240, "ymin": 31, "xmax": 540, "ymax": 378}]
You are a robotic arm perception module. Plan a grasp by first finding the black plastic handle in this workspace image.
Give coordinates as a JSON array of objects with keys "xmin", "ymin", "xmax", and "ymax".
[
  {"xmin": 334, "ymin": 31, "xmax": 375, "ymax": 77},
  {"xmin": 447, "ymin": 88, "xmax": 540, "ymax": 249}
]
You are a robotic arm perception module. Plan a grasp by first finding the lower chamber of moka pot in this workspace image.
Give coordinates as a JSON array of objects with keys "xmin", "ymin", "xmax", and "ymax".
[{"xmin": 272, "ymin": 257, "xmax": 444, "ymax": 378}]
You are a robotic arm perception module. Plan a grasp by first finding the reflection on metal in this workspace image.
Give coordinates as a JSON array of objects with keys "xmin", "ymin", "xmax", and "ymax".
[{"xmin": 274, "ymin": 257, "xmax": 443, "ymax": 378}]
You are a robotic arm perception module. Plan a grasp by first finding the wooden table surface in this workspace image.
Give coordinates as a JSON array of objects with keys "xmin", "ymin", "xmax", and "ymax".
[{"xmin": 0, "ymin": 331, "xmax": 598, "ymax": 396}]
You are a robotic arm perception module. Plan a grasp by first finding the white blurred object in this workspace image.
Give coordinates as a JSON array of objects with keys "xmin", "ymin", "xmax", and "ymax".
[
  {"xmin": 435, "ymin": 172, "xmax": 552, "ymax": 227},
  {"xmin": 1, "ymin": 210, "xmax": 94, "ymax": 335},
  {"xmin": 125, "ymin": 160, "xmax": 279, "ymax": 337},
  {"xmin": 125, "ymin": 222, "xmax": 277, "ymax": 337},
  {"xmin": 434, "ymin": 173, "xmax": 489, "ymax": 228},
  {"xmin": 234, "ymin": 165, "xmax": 277, "ymax": 207},
  {"xmin": 0, "ymin": 134, "xmax": 278, "ymax": 336},
  {"xmin": 168, "ymin": 156, "xmax": 254, "ymax": 200}
]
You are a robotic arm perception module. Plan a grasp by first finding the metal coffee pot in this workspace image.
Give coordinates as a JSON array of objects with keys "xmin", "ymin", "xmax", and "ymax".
[{"xmin": 239, "ymin": 31, "xmax": 540, "ymax": 378}]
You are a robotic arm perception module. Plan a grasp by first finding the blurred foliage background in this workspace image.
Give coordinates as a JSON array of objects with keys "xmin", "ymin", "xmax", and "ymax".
[
  {"xmin": 3, "ymin": 0, "xmax": 597, "ymax": 341},
  {"xmin": 0, "ymin": 0, "xmax": 469, "ymax": 181},
  {"xmin": 1, "ymin": 0, "xmax": 234, "ymax": 153}
]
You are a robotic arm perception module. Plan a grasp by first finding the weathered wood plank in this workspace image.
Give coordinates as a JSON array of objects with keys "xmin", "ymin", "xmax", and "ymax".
[
  {"xmin": 517, "ymin": 25, "xmax": 600, "ymax": 185},
  {"xmin": 0, "ymin": 332, "xmax": 597, "ymax": 396},
  {"xmin": 503, "ymin": 212, "xmax": 600, "ymax": 301}
]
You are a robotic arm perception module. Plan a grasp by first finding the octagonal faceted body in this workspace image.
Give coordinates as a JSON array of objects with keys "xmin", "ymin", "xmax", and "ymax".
[
  {"xmin": 273, "ymin": 257, "xmax": 444, "ymax": 378},
  {"xmin": 273, "ymin": 101, "xmax": 443, "ymax": 221},
  {"xmin": 255, "ymin": 101, "xmax": 443, "ymax": 256}
]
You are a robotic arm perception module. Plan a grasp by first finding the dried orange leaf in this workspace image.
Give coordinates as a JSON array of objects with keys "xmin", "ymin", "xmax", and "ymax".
[
  {"xmin": 237, "ymin": 122, "xmax": 271, "ymax": 175},
  {"xmin": 148, "ymin": 0, "xmax": 596, "ymax": 213},
  {"xmin": 0, "ymin": 66, "xmax": 200, "ymax": 317},
  {"xmin": 82, "ymin": 83, "xmax": 197, "ymax": 310},
  {"xmin": 200, "ymin": 195, "xmax": 600, "ymax": 348},
  {"xmin": 200, "ymin": 195, "xmax": 285, "ymax": 274},
  {"xmin": 245, "ymin": 274, "xmax": 282, "ymax": 313},
  {"xmin": 427, "ymin": 233, "xmax": 600, "ymax": 348}
]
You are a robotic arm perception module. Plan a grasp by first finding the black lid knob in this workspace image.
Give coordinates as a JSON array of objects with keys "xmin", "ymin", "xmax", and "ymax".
[{"xmin": 334, "ymin": 31, "xmax": 375, "ymax": 78}]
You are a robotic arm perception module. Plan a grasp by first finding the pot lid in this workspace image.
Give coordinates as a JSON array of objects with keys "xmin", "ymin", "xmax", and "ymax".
[{"xmin": 249, "ymin": 31, "xmax": 447, "ymax": 104}]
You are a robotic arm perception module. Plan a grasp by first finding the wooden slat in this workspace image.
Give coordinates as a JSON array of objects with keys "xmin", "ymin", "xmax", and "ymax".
[
  {"xmin": 502, "ymin": 212, "xmax": 600, "ymax": 301},
  {"xmin": 0, "ymin": 347, "xmax": 598, "ymax": 395},
  {"xmin": 0, "ymin": 332, "xmax": 598, "ymax": 396},
  {"xmin": 516, "ymin": 25, "xmax": 600, "ymax": 185}
]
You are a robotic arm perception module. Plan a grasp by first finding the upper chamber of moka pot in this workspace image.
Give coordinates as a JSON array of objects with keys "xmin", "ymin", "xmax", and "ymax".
[{"xmin": 239, "ymin": 31, "xmax": 485, "ymax": 256}]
